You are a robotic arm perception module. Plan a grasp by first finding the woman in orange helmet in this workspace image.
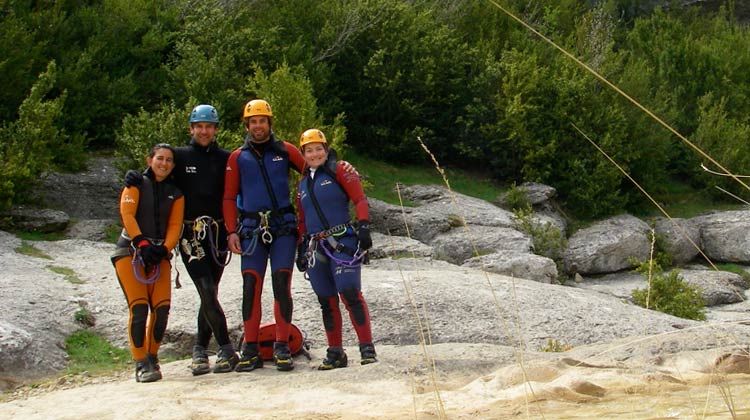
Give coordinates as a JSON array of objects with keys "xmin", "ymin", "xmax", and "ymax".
[{"xmin": 295, "ymin": 129, "xmax": 377, "ymax": 370}]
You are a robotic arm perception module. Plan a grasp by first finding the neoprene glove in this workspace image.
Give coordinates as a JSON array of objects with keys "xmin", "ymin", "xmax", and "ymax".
[
  {"xmin": 141, "ymin": 244, "xmax": 167, "ymax": 266},
  {"xmin": 124, "ymin": 170, "xmax": 144, "ymax": 187},
  {"xmin": 131, "ymin": 234, "xmax": 150, "ymax": 249},
  {"xmin": 295, "ymin": 242, "xmax": 308, "ymax": 272},
  {"xmin": 357, "ymin": 221, "xmax": 372, "ymax": 251}
]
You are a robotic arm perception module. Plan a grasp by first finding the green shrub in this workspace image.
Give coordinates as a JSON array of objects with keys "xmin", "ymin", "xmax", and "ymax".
[
  {"xmin": 513, "ymin": 204, "xmax": 568, "ymax": 281},
  {"xmin": 502, "ymin": 182, "xmax": 530, "ymax": 211},
  {"xmin": 539, "ymin": 338, "xmax": 571, "ymax": 353},
  {"xmin": 74, "ymin": 302, "xmax": 96, "ymax": 327},
  {"xmin": 631, "ymin": 261, "xmax": 706, "ymax": 321},
  {"xmin": 0, "ymin": 61, "xmax": 68, "ymax": 212}
]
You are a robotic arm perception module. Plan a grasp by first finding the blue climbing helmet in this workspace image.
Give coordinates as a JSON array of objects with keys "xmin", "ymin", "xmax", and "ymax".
[{"xmin": 189, "ymin": 104, "xmax": 219, "ymax": 124}]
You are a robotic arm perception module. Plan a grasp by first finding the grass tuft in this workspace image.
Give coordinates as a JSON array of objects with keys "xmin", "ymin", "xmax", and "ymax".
[
  {"xmin": 14, "ymin": 241, "xmax": 52, "ymax": 259},
  {"xmin": 47, "ymin": 265, "xmax": 85, "ymax": 284},
  {"xmin": 64, "ymin": 330, "xmax": 131, "ymax": 375}
]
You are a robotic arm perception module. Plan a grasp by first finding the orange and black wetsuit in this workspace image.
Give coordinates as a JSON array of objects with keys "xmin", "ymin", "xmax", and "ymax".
[{"xmin": 112, "ymin": 170, "xmax": 184, "ymax": 362}]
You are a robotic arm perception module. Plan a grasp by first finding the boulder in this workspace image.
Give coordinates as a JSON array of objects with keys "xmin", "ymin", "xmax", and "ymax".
[
  {"xmin": 0, "ymin": 205, "xmax": 70, "ymax": 233},
  {"xmin": 653, "ymin": 217, "xmax": 701, "ymax": 265},
  {"xmin": 693, "ymin": 210, "xmax": 750, "ymax": 263},
  {"xmin": 368, "ymin": 232, "xmax": 432, "ymax": 259},
  {"xmin": 368, "ymin": 197, "xmax": 453, "ymax": 241},
  {"xmin": 679, "ymin": 269, "xmax": 747, "ymax": 306},
  {"xmin": 498, "ymin": 182, "xmax": 557, "ymax": 206},
  {"xmin": 563, "ymin": 214, "xmax": 651, "ymax": 275},
  {"xmin": 397, "ymin": 185, "xmax": 516, "ymax": 241},
  {"xmin": 430, "ymin": 225, "xmax": 531, "ymax": 265},
  {"xmin": 462, "ymin": 250, "xmax": 558, "ymax": 283}
]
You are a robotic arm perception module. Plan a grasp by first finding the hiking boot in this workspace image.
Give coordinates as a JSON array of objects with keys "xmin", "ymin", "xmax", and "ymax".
[
  {"xmin": 147, "ymin": 353, "xmax": 160, "ymax": 372},
  {"xmin": 273, "ymin": 341, "xmax": 294, "ymax": 371},
  {"xmin": 318, "ymin": 346, "xmax": 348, "ymax": 371},
  {"xmin": 359, "ymin": 343, "xmax": 378, "ymax": 365},
  {"xmin": 235, "ymin": 342, "xmax": 263, "ymax": 372},
  {"xmin": 190, "ymin": 345, "xmax": 211, "ymax": 376},
  {"xmin": 135, "ymin": 358, "xmax": 162, "ymax": 383},
  {"xmin": 213, "ymin": 344, "xmax": 239, "ymax": 374}
]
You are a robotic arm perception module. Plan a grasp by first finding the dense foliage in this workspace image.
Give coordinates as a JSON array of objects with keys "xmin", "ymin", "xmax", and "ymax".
[{"xmin": 2, "ymin": 0, "xmax": 749, "ymax": 218}]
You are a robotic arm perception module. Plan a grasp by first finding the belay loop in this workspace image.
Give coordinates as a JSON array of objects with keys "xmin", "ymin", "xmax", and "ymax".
[
  {"xmin": 259, "ymin": 211, "xmax": 274, "ymax": 244},
  {"xmin": 131, "ymin": 248, "xmax": 161, "ymax": 284}
]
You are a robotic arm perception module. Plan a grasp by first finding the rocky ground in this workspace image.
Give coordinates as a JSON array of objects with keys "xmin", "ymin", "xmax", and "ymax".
[{"xmin": 1, "ymin": 155, "xmax": 749, "ymax": 418}]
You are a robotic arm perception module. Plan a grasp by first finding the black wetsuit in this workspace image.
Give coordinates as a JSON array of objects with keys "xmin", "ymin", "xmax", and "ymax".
[{"xmin": 173, "ymin": 139, "xmax": 232, "ymax": 349}]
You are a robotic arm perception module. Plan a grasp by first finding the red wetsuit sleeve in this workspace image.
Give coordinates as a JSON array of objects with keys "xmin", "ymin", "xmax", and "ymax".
[
  {"xmin": 223, "ymin": 149, "xmax": 242, "ymax": 233},
  {"xmin": 120, "ymin": 186, "xmax": 142, "ymax": 239},
  {"xmin": 286, "ymin": 142, "xmax": 305, "ymax": 174},
  {"xmin": 296, "ymin": 180, "xmax": 307, "ymax": 243},
  {"xmin": 164, "ymin": 195, "xmax": 184, "ymax": 250},
  {"xmin": 336, "ymin": 162, "xmax": 369, "ymax": 222}
]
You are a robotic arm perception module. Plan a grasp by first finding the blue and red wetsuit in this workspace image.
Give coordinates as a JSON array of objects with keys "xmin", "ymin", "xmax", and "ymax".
[
  {"xmin": 223, "ymin": 133, "xmax": 304, "ymax": 346},
  {"xmin": 297, "ymin": 156, "xmax": 373, "ymax": 348}
]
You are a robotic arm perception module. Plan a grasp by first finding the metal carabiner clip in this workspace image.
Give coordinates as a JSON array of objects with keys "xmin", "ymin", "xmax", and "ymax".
[
  {"xmin": 258, "ymin": 211, "xmax": 273, "ymax": 244},
  {"xmin": 194, "ymin": 217, "xmax": 208, "ymax": 241}
]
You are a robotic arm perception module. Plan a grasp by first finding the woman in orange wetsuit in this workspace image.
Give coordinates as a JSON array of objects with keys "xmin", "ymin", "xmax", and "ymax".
[{"xmin": 112, "ymin": 143, "xmax": 185, "ymax": 383}]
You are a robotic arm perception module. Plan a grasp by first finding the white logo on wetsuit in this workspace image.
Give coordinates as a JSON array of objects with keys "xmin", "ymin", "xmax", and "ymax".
[
  {"xmin": 272, "ymin": 156, "xmax": 284, "ymax": 162},
  {"xmin": 321, "ymin": 180, "xmax": 332, "ymax": 186},
  {"xmin": 185, "ymin": 166, "xmax": 197, "ymax": 173}
]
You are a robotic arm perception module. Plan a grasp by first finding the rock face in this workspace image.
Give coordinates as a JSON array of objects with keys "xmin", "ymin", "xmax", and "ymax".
[
  {"xmin": 3, "ymin": 231, "xmax": 732, "ymax": 390},
  {"xmin": 37, "ymin": 156, "xmax": 122, "ymax": 219},
  {"xmin": 0, "ymin": 206, "xmax": 70, "ymax": 233},
  {"xmin": 563, "ymin": 214, "xmax": 651, "ymax": 275}
]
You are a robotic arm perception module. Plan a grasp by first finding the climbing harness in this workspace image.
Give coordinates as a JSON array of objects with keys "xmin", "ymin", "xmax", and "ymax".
[
  {"xmin": 302, "ymin": 222, "xmax": 367, "ymax": 272},
  {"xmin": 239, "ymin": 207, "xmax": 297, "ymax": 255},
  {"xmin": 181, "ymin": 216, "xmax": 232, "ymax": 267}
]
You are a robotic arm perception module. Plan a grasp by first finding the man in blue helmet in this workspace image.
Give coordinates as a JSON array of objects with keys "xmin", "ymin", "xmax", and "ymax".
[{"xmin": 125, "ymin": 104, "xmax": 239, "ymax": 375}]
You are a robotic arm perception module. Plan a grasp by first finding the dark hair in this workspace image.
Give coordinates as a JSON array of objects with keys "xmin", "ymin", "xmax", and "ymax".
[{"xmin": 149, "ymin": 143, "xmax": 175, "ymax": 158}]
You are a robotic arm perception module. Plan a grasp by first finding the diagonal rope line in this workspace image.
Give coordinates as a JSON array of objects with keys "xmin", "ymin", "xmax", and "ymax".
[
  {"xmin": 571, "ymin": 123, "xmax": 717, "ymax": 271},
  {"xmin": 486, "ymin": 0, "xmax": 750, "ymax": 195},
  {"xmin": 572, "ymin": 124, "xmax": 747, "ymax": 304}
]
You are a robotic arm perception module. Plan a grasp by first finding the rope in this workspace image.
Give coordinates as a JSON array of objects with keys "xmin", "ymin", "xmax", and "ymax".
[{"xmin": 131, "ymin": 250, "xmax": 160, "ymax": 284}]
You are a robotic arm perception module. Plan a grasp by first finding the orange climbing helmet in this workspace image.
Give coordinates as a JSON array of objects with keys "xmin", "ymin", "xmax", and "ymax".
[
  {"xmin": 243, "ymin": 99, "xmax": 273, "ymax": 120},
  {"xmin": 299, "ymin": 128, "xmax": 327, "ymax": 149}
]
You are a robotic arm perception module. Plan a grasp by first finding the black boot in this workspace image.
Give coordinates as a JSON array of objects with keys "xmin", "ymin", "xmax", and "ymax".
[
  {"xmin": 213, "ymin": 344, "xmax": 239, "ymax": 373},
  {"xmin": 273, "ymin": 341, "xmax": 294, "ymax": 371},
  {"xmin": 190, "ymin": 345, "xmax": 211, "ymax": 376},
  {"xmin": 135, "ymin": 358, "xmax": 162, "ymax": 383},
  {"xmin": 235, "ymin": 342, "xmax": 263, "ymax": 372},
  {"xmin": 147, "ymin": 353, "xmax": 160, "ymax": 372},
  {"xmin": 318, "ymin": 346, "xmax": 348, "ymax": 370},
  {"xmin": 359, "ymin": 343, "xmax": 378, "ymax": 365}
]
